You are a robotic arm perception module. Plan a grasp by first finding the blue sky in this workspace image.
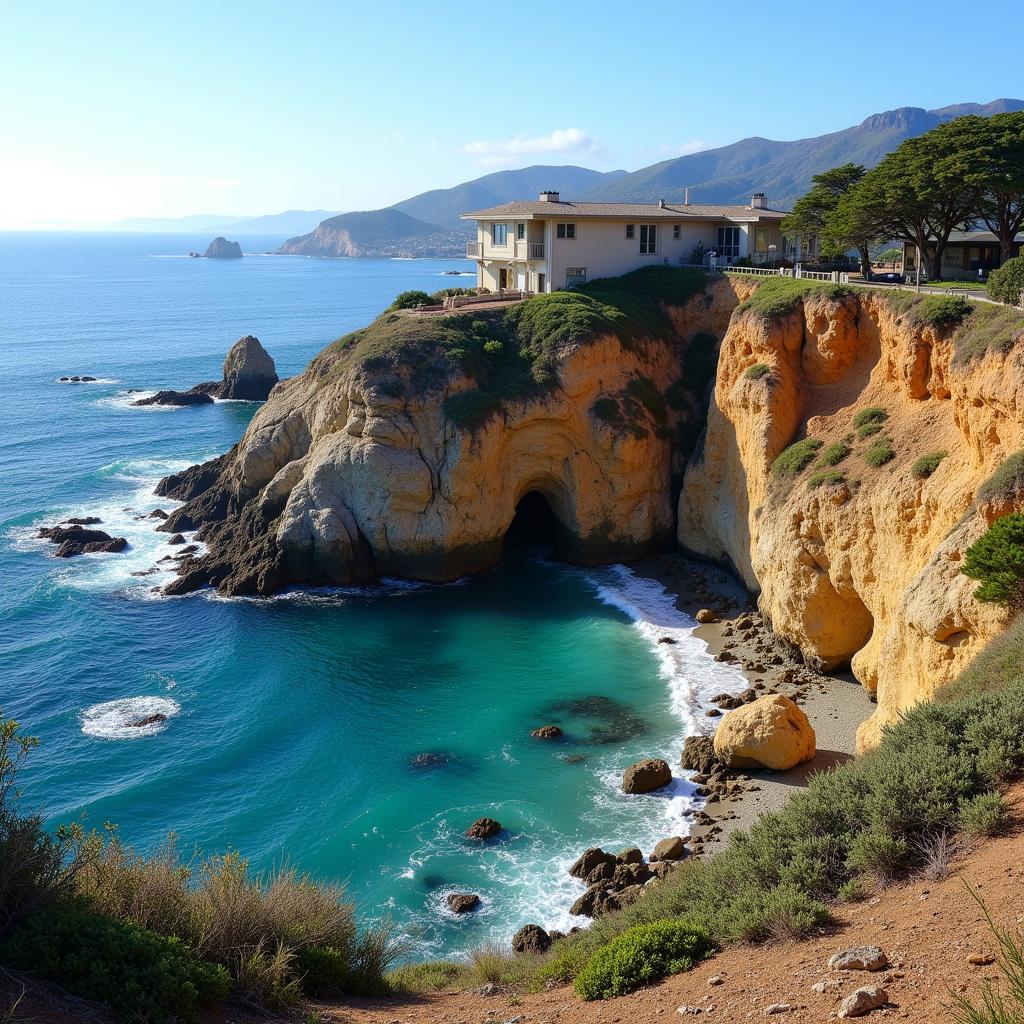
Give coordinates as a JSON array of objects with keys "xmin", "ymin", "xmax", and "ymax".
[{"xmin": 2, "ymin": 0, "xmax": 1021, "ymax": 227}]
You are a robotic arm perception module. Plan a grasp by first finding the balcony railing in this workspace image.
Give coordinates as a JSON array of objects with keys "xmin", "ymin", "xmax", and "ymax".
[
  {"xmin": 528, "ymin": 242, "xmax": 545, "ymax": 259},
  {"xmin": 466, "ymin": 241, "xmax": 481, "ymax": 258}
]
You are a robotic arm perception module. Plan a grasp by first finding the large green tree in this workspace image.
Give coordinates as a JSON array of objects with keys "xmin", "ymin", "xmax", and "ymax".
[
  {"xmin": 828, "ymin": 118, "xmax": 980, "ymax": 280},
  {"xmin": 952, "ymin": 112, "xmax": 1024, "ymax": 266},
  {"xmin": 781, "ymin": 163, "xmax": 867, "ymax": 269}
]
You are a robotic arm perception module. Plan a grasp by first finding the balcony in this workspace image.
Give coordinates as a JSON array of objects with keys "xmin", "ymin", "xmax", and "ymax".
[
  {"xmin": 528, "ymin": 242, "xmax": 545, "ymax": 260},
  {"xmin": 466, "ymin": 241, "xmax": 482, "ymax": 258}
]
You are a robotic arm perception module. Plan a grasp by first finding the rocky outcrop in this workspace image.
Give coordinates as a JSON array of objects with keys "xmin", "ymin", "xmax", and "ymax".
[
  {"xmin": 154, "ymin": 273, "xmax": 753, "ymax": 596},
  {"xmin": 446, "ymin": 893, "xmax": 480, "ymax": 914},
  {"xmin": 465, "ymin": 817, "xmax": 501, "ymax": 840},
  {"xmin": 511, "ymin": 924, "xmax": 551, "ymax": 954},
  {"xmin": 204, "ymin": 237, "xmax": 243, "ymax": 258},
  {"xmin": 712, "ymin": 694, "xmax": 815, "ymax": 770},
  {"xmin": 218, "ymin": 336, "xmax": 279, "ymax": 400},
  {"xmin": 680, "ymin": 288, "xmax": 1024, "ymax": 750},
  {"xmin": 38, "ymin": 524, "xmax": 127, "ymax": 557},
  {"xmin": 135, "ymin": 338, "xmax": 278, "ymax": 408},
  {"xmin": 133, "ymin": 389, "xmax": 214, "ymax": 407}
]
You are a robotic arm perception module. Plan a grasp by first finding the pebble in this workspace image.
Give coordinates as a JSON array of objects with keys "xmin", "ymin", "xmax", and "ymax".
[{"xmin": 764, "ymin": 1004, "xmax": 791, "ymax": 1015}]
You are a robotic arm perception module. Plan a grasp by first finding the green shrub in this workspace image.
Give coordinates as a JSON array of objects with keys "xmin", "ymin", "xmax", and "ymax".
[
  {"xmin": 482, "ymin": 339, "xmax": 503, "ymax": 356},
  {"xmin": 912, "ymin": 295, "xmax": 974, "ymax": 331},
  {"xmin": 296, "ymin": 943, "xmax": 388, "ymax": 998},
  {"xmin": 744, "ymin": 362, "xmax": 771, "ymax": 381},
  {"xmin": 573, "ymin": 921, "xmax": 713, "ymax": 1000},
  {"xmin": 816, "ymin": 442, "xmax": 850, "ymax": 467},
  {"xmin": 962, "ymin": 513, "xmax": 1024, "ymax": 607},
  {"xmin": 388, "ymin": 290, "xmax": 435, "ymax": 310},
  {"xmin": 959, "ymin": 792, "xmax": 1009, "ymax": 838},
  {"xmin": 388, "ymin": 960, "xmax": 466, "ymax": 994},
  {"xmin": 912, "ymin": 450, "xmax": 948, "ymax": 479},
  {"xmin": 442, "ymin": 389, "xmax": 503, "ymax": 432},
  {"xmin": 736, "ymin": 278, "xmax": 854, "ymax": 321},
  {"xmin": 0, "ymin": 906, "xmax": 230, "ymax": 1023},
  {"xmin": 853, "ymin": 407, "xmax": 888, "ymax": 437},
  {"xmin": 468, "ymin": 944, "xmax": 531, "ymax": 987},
  {"xmin": 987, "ymin": 255, "xmax": 1024, "ymax": 306},
  {"xmin": 864, "ymin": 437, "xmax": 895, "ymax": 467},
  {"xmin": 952, "ymin": 303, "xmax": 1024, "ymax": 363},
  {"xmin": 977, "ymin": 451, "xmax": 1024, "ymax": 502},
  {"xmin": 772, "ymin": 438, "xmax": 823, "ymax": 477},
  {"xmin": 809, "ymin": 470, "xmax": 846, "ymax": 488}
]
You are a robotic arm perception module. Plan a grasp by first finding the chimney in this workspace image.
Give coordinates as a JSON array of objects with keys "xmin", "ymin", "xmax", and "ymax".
[
  {"xmin": 658, "ymin": 198, "xmax": 666, "ymax": 209},
  {"xmin": 751, "ymin": 192, "xmax": 768, "ymax": 210},
  {"xmin": 538, "ymin": 190, "xmax": 560, "ymax": 203},
  {"xmin": 684, "ymin": 187, "xmax": 691, "ymax": 206}
]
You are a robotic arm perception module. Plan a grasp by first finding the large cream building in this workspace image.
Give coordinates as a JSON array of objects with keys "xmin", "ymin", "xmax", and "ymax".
[{"xmin": 461, "ymin": 191, "xmax": 798, "ymax": 293}]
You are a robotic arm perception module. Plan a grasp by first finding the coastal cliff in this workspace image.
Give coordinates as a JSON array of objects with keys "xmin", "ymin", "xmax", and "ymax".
[
  {"xmin": 157, "ymin": 270, "xmax": 753, "ymax": 595},
  {"xmin": 680, "ymin": 282, "xmax": 1024, "ymax": 750}
]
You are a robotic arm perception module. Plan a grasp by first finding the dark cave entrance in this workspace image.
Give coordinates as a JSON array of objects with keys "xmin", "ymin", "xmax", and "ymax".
[{"xmin": 503, "ymin": 490, "xmax": 564, "ymax": 559}]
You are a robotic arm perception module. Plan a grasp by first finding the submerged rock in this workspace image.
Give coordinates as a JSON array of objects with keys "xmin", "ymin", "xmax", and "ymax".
[
  {"xmin": 530, "ymin": 724, "xmax": 563, "ymax": 739},
  {"xmin": 126, "ymin": 713, "xmax": 168, "ymax": 728},
  {"xmin": 408, "ymin": 751, "xmax": 454, "ymax": 770}
]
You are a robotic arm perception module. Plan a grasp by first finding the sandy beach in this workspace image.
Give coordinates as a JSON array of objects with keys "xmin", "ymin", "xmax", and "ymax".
[{"xmin": 629, "ymin": 552, "xmax": 876, "ymax": 849}]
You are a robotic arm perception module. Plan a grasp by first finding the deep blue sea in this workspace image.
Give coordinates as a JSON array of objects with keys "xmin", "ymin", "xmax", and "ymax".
[{"xmin": 0, "ymin": 232, "xmax": 747, "ymax": 958}]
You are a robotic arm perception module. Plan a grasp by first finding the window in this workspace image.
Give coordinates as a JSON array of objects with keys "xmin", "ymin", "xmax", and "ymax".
[
  {"xmin": 673, "ymin": 224, "xmax": 681, "ymax": 240},
  {"xmin": 716, "ymin": 226, "xmax": 741, "ymax": 260},
  {"xmin": 516, "ymin": 223, "xmax": 525, "ymax": 240},
  {"xmin": 625, "ymin": 224, "xmax": 635, "ymax": 239},
  {"xmin": 754, "ymin": 226, "xmax": 770, "ymax": 252},
  {"xmin": 639, "ymin": 223, "xmax": 658, "ymax": 254},
  {"xmin": 556, "ymin": 223, "xmax": 576, "ymax": 239},
  {"xmin": 565, "ymin": 267, "xmax": 587, "ymax": 287},
  {"xmin": 491, "ymin": 223, "xmax": 508, "ymax": 246}
]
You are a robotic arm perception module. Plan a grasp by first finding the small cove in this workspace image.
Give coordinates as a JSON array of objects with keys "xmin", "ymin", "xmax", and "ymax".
[{"xmin": 0, "ymin": 232, "xmax": 749, "ymax": 956}]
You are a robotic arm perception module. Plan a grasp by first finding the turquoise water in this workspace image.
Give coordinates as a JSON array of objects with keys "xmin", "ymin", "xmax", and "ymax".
[{"xmin": 0, "ymin": 232, "xmax": 747, "ymax": 956}]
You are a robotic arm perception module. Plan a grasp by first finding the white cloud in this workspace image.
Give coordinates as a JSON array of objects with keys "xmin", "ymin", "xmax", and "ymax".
[
  {"xmin": 659, "ymin": 140, "xmax": 715, "ymax": 157},
  {"xmin": 464, "ymin": 128, "xmax": 603, "ymax": 167}
]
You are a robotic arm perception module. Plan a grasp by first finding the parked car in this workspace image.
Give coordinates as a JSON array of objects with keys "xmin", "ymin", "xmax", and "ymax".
[{"xmin": 872, "ymin": 271, "xmax": 905, "ymax": 284}]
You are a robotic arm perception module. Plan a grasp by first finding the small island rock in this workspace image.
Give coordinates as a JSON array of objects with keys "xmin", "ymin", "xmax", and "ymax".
[
  {"xmin": 218, "ymin": 335, "xmax": 279, "ymax": 401},
  {"xmin": 530, "ymin": 724, "xmax": 564, "ymax": 739},
  {"xmin": 446, "ymin": 893, "xmax": 481, "ymax": 914},
  {"xmin": 622, "ymin": 758, "xmax": 672, "ymax": 794},
  {"xmin": 465, "ymin": 817, "xmax": 501, "ymax": 840},
  {"xmin": 133, "ymin": 389, "xmax": 214, "ymax": 408},
  {"xmin": 203, "ymin": 236, "xmax": 243, "ymax": 259},
  {"xmin": 38, "ymin": 524, "xmax": 128, "ymax": 558},
  {"xmin": 713, "ymin": 695, "xmax": 815, "ymax": 771}
]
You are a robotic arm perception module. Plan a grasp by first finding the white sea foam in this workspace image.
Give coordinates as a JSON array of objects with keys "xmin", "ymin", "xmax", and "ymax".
[
  {"xmin": 95, "ymin": 389, "xmax": 182, "ymax": 412},
  {"xmin": 80, "ymin": 696, "xmax": 181, "ymax": 739}
]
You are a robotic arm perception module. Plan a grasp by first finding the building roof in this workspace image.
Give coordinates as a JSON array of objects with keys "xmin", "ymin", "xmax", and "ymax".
[
  {"xmin": 460, "ymin": 200, "xmax": 788, "ymax": 222},
  {"xmin": 944, "ymin": 229, "xmax": 1024, "ymax": 244}
]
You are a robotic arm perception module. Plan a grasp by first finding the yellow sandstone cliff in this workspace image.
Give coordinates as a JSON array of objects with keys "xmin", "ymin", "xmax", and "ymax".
[{"xmin": 680, "ymin": 286, "xmax": 1024, "ymax": 750}]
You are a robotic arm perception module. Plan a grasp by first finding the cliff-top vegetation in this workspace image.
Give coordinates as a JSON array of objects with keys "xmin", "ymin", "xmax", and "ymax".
[{"xmin": 310, "ymin": 267, "xmax": 708, "ymax": 432}]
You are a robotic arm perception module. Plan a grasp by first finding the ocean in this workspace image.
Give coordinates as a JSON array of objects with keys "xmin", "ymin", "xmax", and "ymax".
[{"xmin": 0, "ymin": 231, "xmax": 747, "ymax": 957}]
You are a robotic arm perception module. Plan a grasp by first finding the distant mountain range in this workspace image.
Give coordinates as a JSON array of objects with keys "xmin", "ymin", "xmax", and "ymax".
[
  {"xmin": 279, "ymin": 98, "xmax": 1023, "ymax": 259},
  {"xmin": 582, "ymin": 99, "xmax": 1024, "ymax": 208},
  {"xmin": 105, "ymin": 210, "xmax": 340, "ymax": 235}
]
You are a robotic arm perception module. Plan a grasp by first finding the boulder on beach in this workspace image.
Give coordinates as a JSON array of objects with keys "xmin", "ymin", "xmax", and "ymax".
[
  {"xmin": 681, "ymin": 735, "xmax": 721, "ymax": 775},
  {"xmin": 203, "ymin": 236, "xmax": 243, "ymax": 259},
  {"xmin": 511, "ymin": 924, "xmax": 551, "ymax": 954},
  {"xmin": 446, "ymin": 893, "xmax": 481, "ymax": 914},
  {"xmin": 465, "ymin": 817, "xmax": 501, "ymax": 840},
  {"xmin": 650, "ymin": 836, "xmax": 687, "ymax": 861},
  {"xmin": 696, "ymin": 608, "xmax": 717, "ymax": 623},
  {"xmin": 568, "ymin": 847, "xmax": 615, "ymax": 879},
  {"xmin": 622, "ymin": 757, "xmax": 672, "ymax": 794},
  {"xmin": 713, "ymin": 694, "xmax": 816, "ymax": 771}
]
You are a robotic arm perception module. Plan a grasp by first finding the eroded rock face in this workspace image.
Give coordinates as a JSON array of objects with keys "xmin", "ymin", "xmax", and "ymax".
[
  {"xmin": 219, "ymin": 335, "xmax": 279, "ymax": 401},
  {"xmin": 156, "ymin": 276, "xmax": 752, "ymax": 597},
  {"xmin": 713, "ymin": 694, "xmax": 815, "ymax": 770},
  {"xmin": 680, "ymin": 290, "xmax": 1022, "ymax": 750}
]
